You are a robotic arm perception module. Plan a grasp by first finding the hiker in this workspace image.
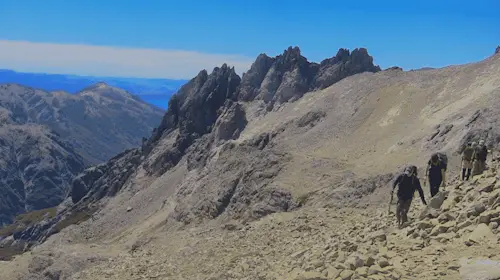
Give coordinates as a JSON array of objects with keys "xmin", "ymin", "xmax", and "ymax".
[
  {"xmin": 479, "ymin": 140, "xmax": 488, "ymax": 169},
  {"xmin": 425, "ymin": 152, "xmax": 447, "ymax": 197},
  {"xmin": 461, "ymin": 142, "xmax": 474, "ymax": 181},
  {"xmin": 472, "ymin": 140, "xmax": 488, "ymax": 176},
  {"xmin": 390, "ymin": 165, "xmax": 427, "ymax": 229}
]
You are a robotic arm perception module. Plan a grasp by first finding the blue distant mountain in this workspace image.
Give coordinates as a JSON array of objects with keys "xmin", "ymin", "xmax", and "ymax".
[{"xmin": 0, "ymin": 69, "xmax": 187, "ymax": 109}]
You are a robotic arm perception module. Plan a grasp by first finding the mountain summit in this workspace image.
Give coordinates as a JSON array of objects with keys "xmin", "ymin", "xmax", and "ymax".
[
  {"xmin": 236, "ymin": 46, "xmax": 380, "ymax": 107},
  {"xmin": 78, "ymin": 82, "xmax": 138, "ymax": 103}
]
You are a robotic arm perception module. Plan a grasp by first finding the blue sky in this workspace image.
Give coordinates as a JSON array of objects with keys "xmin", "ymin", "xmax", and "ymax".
[{"xmin": 0, "ymin": 0, "xmax": 499, "ymax": 79}]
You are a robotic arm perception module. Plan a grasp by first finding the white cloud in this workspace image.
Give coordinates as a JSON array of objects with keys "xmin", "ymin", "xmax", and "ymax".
[{"xmin": 0, "ymin": 40, "xmax": 255, "ymax": 79}]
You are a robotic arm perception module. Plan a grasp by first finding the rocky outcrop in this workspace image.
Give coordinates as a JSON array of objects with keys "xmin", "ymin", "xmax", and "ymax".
[
  {"xmin": 171, "ymin": 132, "xmax": 297, "ymax": 224},
  {"xmin": 235, "ymin": 46, "xmax": 380, "ymax": 108},
  {"xmin": 310, "ymin": 48, "xmax": 381, "ymax": 90},
  {"xmin": 69, "ymin": 148, "xmax": 142, "ymax": 204},
  {"xmin": 496, "ymin": 46, "xmax": 500, "ymax": 54},
  {"xmin": 213, "ymin": 100, "xmax": 247, "ymax": 143},
  {"xmin": 237, "ymin": 54, "xmax": 276, "ymax": 102},
  {"xmin": 144, "ymin": 64, "xmax": 241, "ymax": 175}
]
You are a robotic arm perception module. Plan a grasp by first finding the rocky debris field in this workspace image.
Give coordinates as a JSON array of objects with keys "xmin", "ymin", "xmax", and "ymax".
[{"xmin": 48, "ymin": 160, "xmax": 500, "ymax": 280}]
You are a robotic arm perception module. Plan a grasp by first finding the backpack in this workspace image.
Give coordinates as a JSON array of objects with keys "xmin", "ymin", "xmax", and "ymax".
[
  {"xmin": 431, "ymin": 152, "xmax": 448, "ymax": 171},
  {"xmin": 462, "ymin": 147, "xmax": 474, "ymax": 161},
  {"xmin": 474, "ymin": 146, "xmax": 486, "ymax": 161}
]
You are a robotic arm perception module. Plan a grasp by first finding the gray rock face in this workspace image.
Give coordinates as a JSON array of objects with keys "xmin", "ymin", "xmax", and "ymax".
[
  {"xmin": 0, "ymin": 124, "xmax": 86, "ymax": 225},
  {"xmin": 235, "ymin": 46, "xmax": 380, "ymax": 107},
  {"xmin": 237, "ymin": 54, "xmax": 275, "ymax": 102},
  {"xmin": 69, "ymin": 148, "xmax": 142, "ymax": 204},
  {"xmin": 496, "ymin": 46, "xmax": 500, "ymax": 54},
  {"xmin": 144, "ymin": 64, "xmax": 241, "ymax": 175},
  {"xmin": 310, "ymin": 48, "xmax": 381, "ymax": 90},
  {"xmin": 213, "ymin": 100, "xmax": 247, "ymax": 143},
  {"xmin": 171, "ymin": 133, "xmax": 297, "ymax": 224}
]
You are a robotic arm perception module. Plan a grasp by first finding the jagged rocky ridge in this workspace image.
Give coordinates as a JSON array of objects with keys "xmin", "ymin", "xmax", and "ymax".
[
  {"xmin": 3, "ymin": 47, "xmax": 381, "ymax": 245},
  {"xmin": 236, "ymin": 47, "xmax": 380, "ymax": 108}
]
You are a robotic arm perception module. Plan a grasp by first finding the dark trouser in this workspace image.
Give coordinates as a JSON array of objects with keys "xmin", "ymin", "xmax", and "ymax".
[
  {"xmin": 462, "ymin": 159, "xmax": 472, "ymax": 180},
  {"xmin": 472, "ymin": 159, "xmax": 485, "ymax": 176},
  {"xmin": 462, "ymin": 168, "xmax": 471, "ymax": 180},
  {"xmin": 429, "ymin": 178, "xmax": 442, "ymax": 197},
  {"xmin": 397, "ymin": 198, "xmax": 412, "ymax": 227}
]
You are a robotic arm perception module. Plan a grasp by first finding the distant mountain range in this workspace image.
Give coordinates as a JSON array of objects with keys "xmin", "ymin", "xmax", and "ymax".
[
  {"xmin": 0, "ymin": 69, "xmax": 187, "ymax": 108},
  {"xmin": 0, "ymin": 82, "xmax": 165, "ymax": 225}
]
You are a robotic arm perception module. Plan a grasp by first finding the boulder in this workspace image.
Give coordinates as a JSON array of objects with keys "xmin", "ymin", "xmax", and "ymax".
[
  {"xmin": 355, "ymin": 266, "xmax": 369, "ymax": 277},
  {"xmin": 438, "ymin": 212, "xmax": 455, "ymax": 223},
  {"xmin": 325, "ymin": 267, "xmax": 341, "ymax": 279},
  {"xmin": 368, "ymin": 265, "xmax": 383, "ymax": 275},
  {"xmin": 467, "ymin": 203, "xmax": 486, "ymax": 217},
  {"xmin": 364, "ymin": 256, "xmax": 376, "ymax": 267},
  {"xmin": 369, "ymin": 230, "xmax": 387, "ymax": 242},
  {"xmin": 339, "ymin": 270, "xmax": 354, "ymax": 280},
  {"xmin": 417, "ymin": 220, "xmax": 434, "ymax": 230},
  {"xmin": 378, "ymin": 257, "xmax": 390, "ymax": 268},
  {"xmin": 467, "ymin": 224, "xmax": 497, "ymax": 245},
  {"xmin": 346, "ymin": 255, "xmax": 364, "ymax": 270},
  {"xmin": 430, "ymin": 221, "xmax": 456, "ymax": 236},
  {"xmin": 459, "ymin": 257, "xmax": 500, "ymax": 280},
  {"xmin": 419, "ymin": 207, "xmax": 441, "ymax": 220},
  {"xmin": 295, "ymin": 271, "xmax": 327, "ymax": 280},
  {"xmin": 488, "ymin": 189, "xmax": 500, "ymax": 206},
  {"xmin": 490, "ymin": 222, "xmax": 499, "ymax": 230},
  {"xmin": 458, "ymin": 220, "xmax": 473, "ymax": 230},
  {"xmin": 429, "ymin": 191, "xmax": 449, "ymax": 209}
]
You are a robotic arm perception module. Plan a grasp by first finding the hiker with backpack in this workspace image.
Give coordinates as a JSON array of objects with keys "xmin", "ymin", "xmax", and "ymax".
[
  {"xmin": 472, "ymin": 140, "xmax": 488, "ymax": 176},
  {"xmin": 425, "ymin": 152, "xmax": 447, "ymax": 197},
  {"xmin": 390, "ymin": 165, "xmax": 427, "ymax": 229},
  {"xmin": 461, "ymin": 142, "xmax": 474, "ymax": 181}
]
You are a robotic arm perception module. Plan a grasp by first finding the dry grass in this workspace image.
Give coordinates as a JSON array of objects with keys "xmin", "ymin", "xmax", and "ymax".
[
  {"xmin": 0, "ymin": 243, "xmax": 25, "ymax": 261},
  {"xmin": 0, "ymin": 207, "xmax": 57, "ymax": 238},
  {"xmin": 53, "ymin": 209, "xmax": 95, "ymax": 234}
]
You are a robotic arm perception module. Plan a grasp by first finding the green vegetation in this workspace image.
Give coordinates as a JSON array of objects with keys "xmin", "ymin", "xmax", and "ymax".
[{"xmin": 0, "ymin": 207, "xmax": 57, "ymax": 238}]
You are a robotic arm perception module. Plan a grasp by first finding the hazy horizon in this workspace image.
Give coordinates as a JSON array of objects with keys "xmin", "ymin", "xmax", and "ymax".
[{"xmin": 1, "ymin": 0, "xmax": 498, "ymax": 79}]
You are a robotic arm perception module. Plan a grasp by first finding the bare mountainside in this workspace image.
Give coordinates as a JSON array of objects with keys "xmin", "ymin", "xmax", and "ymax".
[
  {"xmin": 0, "ymin": 123, "xmax": 86, "ymax": 225},
  {"xmin": 2, "ymin": 48, "xmax": 500, "ymax": 279},
  {"xmin": 0, "ymin": 82, "xmax": 165, "ymax": 164},
  {"xmin": 0, "ymin": 83, "xmax": 164, "ymax": 224}
]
